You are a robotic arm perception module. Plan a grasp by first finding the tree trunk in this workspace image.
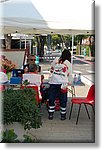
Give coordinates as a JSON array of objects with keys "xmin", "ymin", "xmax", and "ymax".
[
  {"xmin": 79, "ymin": 38, "xmax": 82, "ymax": 55},
  {"xmin": 36, "ymin": 36, "xmax": 40, "ymax": 56},
  {"xmin": 4, "ymin": 34, "xmax": 12, "ymax": 49}
]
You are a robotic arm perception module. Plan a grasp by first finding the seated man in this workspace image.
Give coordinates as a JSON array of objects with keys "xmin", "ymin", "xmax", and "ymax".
[
  {"xmin": 23, "ymin": 54, "xmax": 41, "ymax": 73},
  {"xmin": 28, "ymin": 63, "xmax": 38, "ymax": 73},
  {"xmin": 23, "ymin": 63, "xmax": 43, "ymax": 103},
  {"xmin": 23, "ymin": 63, "xmax": 42, "ymax": 85}
]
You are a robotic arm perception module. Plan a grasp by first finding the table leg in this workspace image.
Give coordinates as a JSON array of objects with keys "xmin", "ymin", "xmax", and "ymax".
[{"xmin": 68, "ymin": 86, "xmax": 76, "ymax": 97}]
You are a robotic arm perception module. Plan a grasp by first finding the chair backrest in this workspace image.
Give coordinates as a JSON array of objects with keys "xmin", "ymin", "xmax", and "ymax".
[
  {"xmin": 87, "ymin": 84, "xmax": 95, "ymax": 100},
  {"xmin": 23, "ymin": 73, "xmax": 41, "ymax": 86}
]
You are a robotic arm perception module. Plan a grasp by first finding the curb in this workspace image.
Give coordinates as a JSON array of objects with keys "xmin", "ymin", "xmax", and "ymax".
[
  {"xmin": 73, "ymin": 56, "xmax": 94, "ymax": 65},
  {"xmin": 81, "ymin": 75, "xmax": 94, "ymax": 86}
]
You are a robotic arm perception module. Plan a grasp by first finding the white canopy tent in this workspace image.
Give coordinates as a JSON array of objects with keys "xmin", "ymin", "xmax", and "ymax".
[
  {"xmin": 0, "ymin": 0, "xmax": 94, "ymax": 35},
  {"xmin": 0, "ymin": 0, "xmax": 95, "ymax": 71}
]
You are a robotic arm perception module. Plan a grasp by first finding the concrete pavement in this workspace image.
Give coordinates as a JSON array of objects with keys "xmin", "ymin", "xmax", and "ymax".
[
  {"xmin": 4, "ymin": 84, "xmax": 94, "ymax": 143},
  {"xmin": 3, "ymin": 56, "xmax": 95, "ymax": 143},
  {"xmin": 27, "ymin": 85, "xmax": 95, "ymax": 143},
  {"xmin": 26, "ymin": 62, "xmax": 95, "ymax": 143}
]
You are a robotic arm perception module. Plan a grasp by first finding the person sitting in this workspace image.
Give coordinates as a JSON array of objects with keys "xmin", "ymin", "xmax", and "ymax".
[
  {"xmin": 24, "ymin": 62, "xmax": 44, "ymax": 86},
  {"xmin": 22, "ymin": 63, "xmax": 43, "ymax": 104},
  {"xmin": 23, "ymin": 54, "xmax": 41, "ymax": 73},
  {"xmin": 28, "ymin": 63, "xmax": 38, "ymax": 73}
]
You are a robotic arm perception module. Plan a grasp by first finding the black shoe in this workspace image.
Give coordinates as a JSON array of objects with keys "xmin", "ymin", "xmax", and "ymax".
[
  {"xmin": 61, "ymin": 114, "xmax": 66, "ymax": 120},
  {"xmin": 48, "ymin": 113, "xmax": 53, "ymax": 120}
]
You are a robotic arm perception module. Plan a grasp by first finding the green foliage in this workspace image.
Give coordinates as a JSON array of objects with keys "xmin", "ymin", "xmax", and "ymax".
[
  {"xmin": 2, "ymin": 129, "xmax": 19, "ymax": 143},
  {"xmin": 2, "ymin": 88, "xmax": 42, "ymax": 130},
  {"xmin": 2, "ymin": 129, "xmax": 37, "ymax": 143},
  {"xmin": 76, "ymin": 35, "xmax": 88, "ymax": 44},
  {"xmin": 86, "ymin": 46, "xmax": 90, "ymax": 56},
  {"xmin": 7, "ymin": 72, "xmax": 11, "ymax": 80},
  {"xmin": 22, "ymin": 80, "xmax": 30, "ymax": 86},
  {"xmin": 81, "ymin": 46, "xmax": 90, "ymax": 56},
  {"xmin": 52, "ymin": 34, "xmax": 62, "ymax": 46},
  {"xmin": 23, "ymin": 135, "xmax": 37, "ymax": 143}
]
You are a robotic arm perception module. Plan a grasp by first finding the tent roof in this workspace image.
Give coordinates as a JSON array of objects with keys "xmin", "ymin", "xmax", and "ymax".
[{"xmin": 0, "ymin": 0, "xmax": 94, "ymax": 35}]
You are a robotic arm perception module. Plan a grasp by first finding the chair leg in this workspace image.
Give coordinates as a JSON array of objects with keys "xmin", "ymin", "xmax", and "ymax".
[
  {"xmin": 91, "ymin": 105, "xmax": 95, "ymax": 115},
  {"xmin": 84, "ymin": 104, "xmax": 90, "ymax": 119},
  {"xmin": 69, "ymin": 103, "xmax": 73, "ymax": 120},
  {"xmin": 71, "ymin": 86, "xmax": 76, "ymax": 97},
  {"xmin": 76, "ymin": 104, "xmax": 81, "ymax": 125}
]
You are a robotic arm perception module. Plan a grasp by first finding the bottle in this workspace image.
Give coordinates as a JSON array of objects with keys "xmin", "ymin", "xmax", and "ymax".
[
  {"xmin": 36, "ymin": 55, "xmax": 39, "ymax": 65},
  {"xmin": 74, "ymin": 74, "xmax": 77, "ymax": 84},
  {"xmin": 78, "ymin": 73, "xmax": 81, "ymax": 83}
]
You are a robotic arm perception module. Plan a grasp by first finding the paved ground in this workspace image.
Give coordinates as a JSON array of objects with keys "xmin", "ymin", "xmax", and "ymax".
[
  {"xmin": 27, "ymin": 86, "xmax": 95, "ymax": 143},
  {"xmin": 40, "ymin": 56, "xmax": 95, "ymax": 85},
  {"xmin": 3, "ymin": 57, "xmax": 95, "ymax": 143},
  {"xmin": 26, "ymin": 62, "xmax": 95, "ymax": 143}
]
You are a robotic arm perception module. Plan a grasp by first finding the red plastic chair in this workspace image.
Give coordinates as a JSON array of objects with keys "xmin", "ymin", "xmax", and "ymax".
[
  {"xmin": 0, "ymin": 85, "xmax": 6, "ymax": 91},
  {"xmin": 21, "ymin": 85, "xmax": 42, "ymax": 104},
  {"xmin": 69, "ymin": 84, "xmax": 95, "ymax": 124}
]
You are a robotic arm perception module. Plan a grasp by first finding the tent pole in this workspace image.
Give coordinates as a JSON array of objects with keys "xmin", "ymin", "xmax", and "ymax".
[
  {"xmin": 20, "ymin": 36, "xmax": 21, "ymax": 49},
  {"xmin": 25, "ymin": 35, "xmax": 26, "ymax": 49},
  {"xmin": 29, "ymin": 40, "xmax": 31, "ymax": 54},
  {"xmin": 71, "ymin": 34, "xmax": 74, "ymax": 75}
]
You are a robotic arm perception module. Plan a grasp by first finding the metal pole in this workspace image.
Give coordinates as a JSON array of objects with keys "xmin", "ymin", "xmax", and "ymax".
[
  {"xmin": 20, "ymin": 36, "xmax": 21, "ymax": 49},
  {"xmin": 71, "ymin": 34, "xmax": 74, "ymax": 74},
  {"xmin": 25, "ymin": 35, "xmax": 26, "ymax": 49},
  {"xmin": 29, "ymin": 40, "xmax": 31, "ymax": 54}
]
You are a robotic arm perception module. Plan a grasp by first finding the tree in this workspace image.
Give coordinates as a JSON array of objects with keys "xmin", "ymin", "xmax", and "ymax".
[
  {"xmin": 89, "ymin": 35, "xmax": 95, "ymax": 57},
  {"xmin": 4, "ymin": 34, "xmax": 12, "ymax": 49},
  {"xmin": 75, "ymin": 35, "xmax": 88, "ymax": 54},
  {"xmin": 51, "ymin": 34, "xmax": 62, "ymax": 47},
  {"xmin": 35, "ymin": 35, "xmax": 46, "ymax": 57},
  {"xmin": 63, "ymin": 35, "xmax": 72, "ymax": 49}
]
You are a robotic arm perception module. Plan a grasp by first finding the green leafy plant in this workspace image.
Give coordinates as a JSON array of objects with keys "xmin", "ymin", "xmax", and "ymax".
[
  {"xmin": 1, "ymin": 129, "xmax": 19, "ymax": 143},
  {"xmin": 23, "ymin": 135, "xmax": 37, "ymax": 143},
  {"xmin": 2, "ymin": 88, "xmax": 42, "ymax": 130},
  {"xmin": 22, "ymin": 80, "xmax": 30, "ymax": 86},
  {"xmin": 1, "ymin": 129, "xmax": 38, "ymax": 143}
]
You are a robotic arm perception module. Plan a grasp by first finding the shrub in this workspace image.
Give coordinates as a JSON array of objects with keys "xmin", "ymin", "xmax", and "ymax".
[
  {"xmin": 2, "ymin": 88, "xmax": 42, "ymax": 130},
  {"xmin": 2, "ymin": 129, "xmax": 37, "ymax": 143}
]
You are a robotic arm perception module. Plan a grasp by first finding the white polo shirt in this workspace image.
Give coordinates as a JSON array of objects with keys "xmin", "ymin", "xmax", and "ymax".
[{"xmin": 49, "ymin": 60, "xmax": 70, "ymax": 84}]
